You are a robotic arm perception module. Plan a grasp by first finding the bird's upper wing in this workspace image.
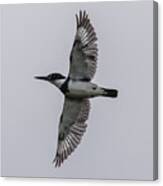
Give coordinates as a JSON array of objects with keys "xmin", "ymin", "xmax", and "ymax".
[
  {"xmin": 68, "ymin": 10, "xmax": 98, "ymax": 81},
  {"xmin": 53, "ymin": 97, "xmax": 90, "ymax": 167}
]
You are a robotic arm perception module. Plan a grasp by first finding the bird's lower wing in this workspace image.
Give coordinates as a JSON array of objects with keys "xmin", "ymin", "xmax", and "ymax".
[{"xmin": 53, "ymin": 97, "xmax": 90, "ymax": 167}]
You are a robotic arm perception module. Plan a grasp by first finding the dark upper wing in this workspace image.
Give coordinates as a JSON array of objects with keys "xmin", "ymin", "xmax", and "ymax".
[
  {"xmin": 69, "ymin": 10, "xmax": 98, "ymax": 81},
  {"xmin": 53, "ymin": 97, "xmax": 90, "ymax": 167}
]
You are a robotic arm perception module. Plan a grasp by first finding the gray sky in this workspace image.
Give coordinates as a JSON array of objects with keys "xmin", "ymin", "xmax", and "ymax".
[{"xmin": 1, "ymin": 1, "xmax": 155, "ymax": 180}]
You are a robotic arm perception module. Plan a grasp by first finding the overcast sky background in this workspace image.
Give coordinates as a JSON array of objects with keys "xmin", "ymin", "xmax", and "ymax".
[{"xmin": 1, "ymin": 1, "xmax": 154, "ymax": 180}]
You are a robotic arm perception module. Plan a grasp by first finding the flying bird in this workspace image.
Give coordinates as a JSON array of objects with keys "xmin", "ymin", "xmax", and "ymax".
[{"xmin": 35, "ymin": 10, "xmax": 118, "ymax": 167}]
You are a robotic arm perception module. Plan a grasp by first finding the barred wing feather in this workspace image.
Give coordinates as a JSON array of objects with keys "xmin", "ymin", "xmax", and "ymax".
[
  {"xmin": 69, "ymin": 10, "xmax": 98, "ymax": 81},
  {"xmin": 53, "ymin": 97, "xmax": 90, "ymax": 167}
]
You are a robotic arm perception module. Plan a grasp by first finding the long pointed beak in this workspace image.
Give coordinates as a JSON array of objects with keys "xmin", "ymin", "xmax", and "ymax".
[{"xmin": 34, "ymin": 76, "xmax": 48, "ymax": 81}]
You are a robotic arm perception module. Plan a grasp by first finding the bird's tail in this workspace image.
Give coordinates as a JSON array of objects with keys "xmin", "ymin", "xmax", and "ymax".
[{"xmin": 101, "ymin": 88, "xmax": 118, "ymax": 98}]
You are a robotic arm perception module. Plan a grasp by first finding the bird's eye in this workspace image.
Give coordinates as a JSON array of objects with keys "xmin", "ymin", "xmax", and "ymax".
[
  {"xmin": 51, "ymin": 74, "xmax": 55, "ymax": 79},
  {"xmin": 47, "ymin": 74, "xmax": 55, "ymax": 80}
]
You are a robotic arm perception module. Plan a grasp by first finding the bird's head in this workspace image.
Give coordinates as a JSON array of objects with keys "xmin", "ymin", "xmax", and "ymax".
[{"xmin": 35, "ymin": 73, "xmax": 65, "ymax": 87}]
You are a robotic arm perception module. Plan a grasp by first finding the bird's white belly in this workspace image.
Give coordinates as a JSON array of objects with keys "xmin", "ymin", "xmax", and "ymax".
[{"xmin": 67, "ymin": 80, "xmax": 102, "ymax": 98}]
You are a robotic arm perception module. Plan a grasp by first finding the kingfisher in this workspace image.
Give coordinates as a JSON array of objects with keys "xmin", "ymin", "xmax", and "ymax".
[{"xmin": 35, "ymin": 10, "xmax": 118, "ymax": 167}]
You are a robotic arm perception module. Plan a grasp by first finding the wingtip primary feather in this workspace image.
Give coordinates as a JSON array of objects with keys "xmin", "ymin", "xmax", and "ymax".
[
  {"xmin": 52, "ymin": 122, "xmax": 88, "ymax": 168},
  {"xmin": 75, "ymin": 14, "xmax": 79, "ymax": 27},
  {"xmin": 76, "ymin": 10, "xmax": 89, "ymax": 27}
]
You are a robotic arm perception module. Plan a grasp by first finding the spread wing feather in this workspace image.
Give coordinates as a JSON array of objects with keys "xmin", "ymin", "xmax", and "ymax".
[
  {"xmin": 69, "ymin": 10, "xmax": 98, "ymax": 81},
  {"xmin": 53, "ymin": 97, "xmax": 90, "ymax": 167}
]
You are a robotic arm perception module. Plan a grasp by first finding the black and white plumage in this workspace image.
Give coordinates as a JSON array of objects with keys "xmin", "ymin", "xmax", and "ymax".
[
  {"xmin": 35, "ymin": 11, "xmax": 118, "ymax": 167},
  {"xmin": 53, "ymin": 98, "xmax": 90, "ymax": 167},
  {"xmin": 69, "ymin": 10, "xmax": 98, "ymax": 81}
]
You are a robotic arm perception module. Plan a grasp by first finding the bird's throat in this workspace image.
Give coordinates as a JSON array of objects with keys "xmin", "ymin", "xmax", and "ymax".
[{"xmin": 53, "ymin": 79, "xmax": 65, "ymax": 89}]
